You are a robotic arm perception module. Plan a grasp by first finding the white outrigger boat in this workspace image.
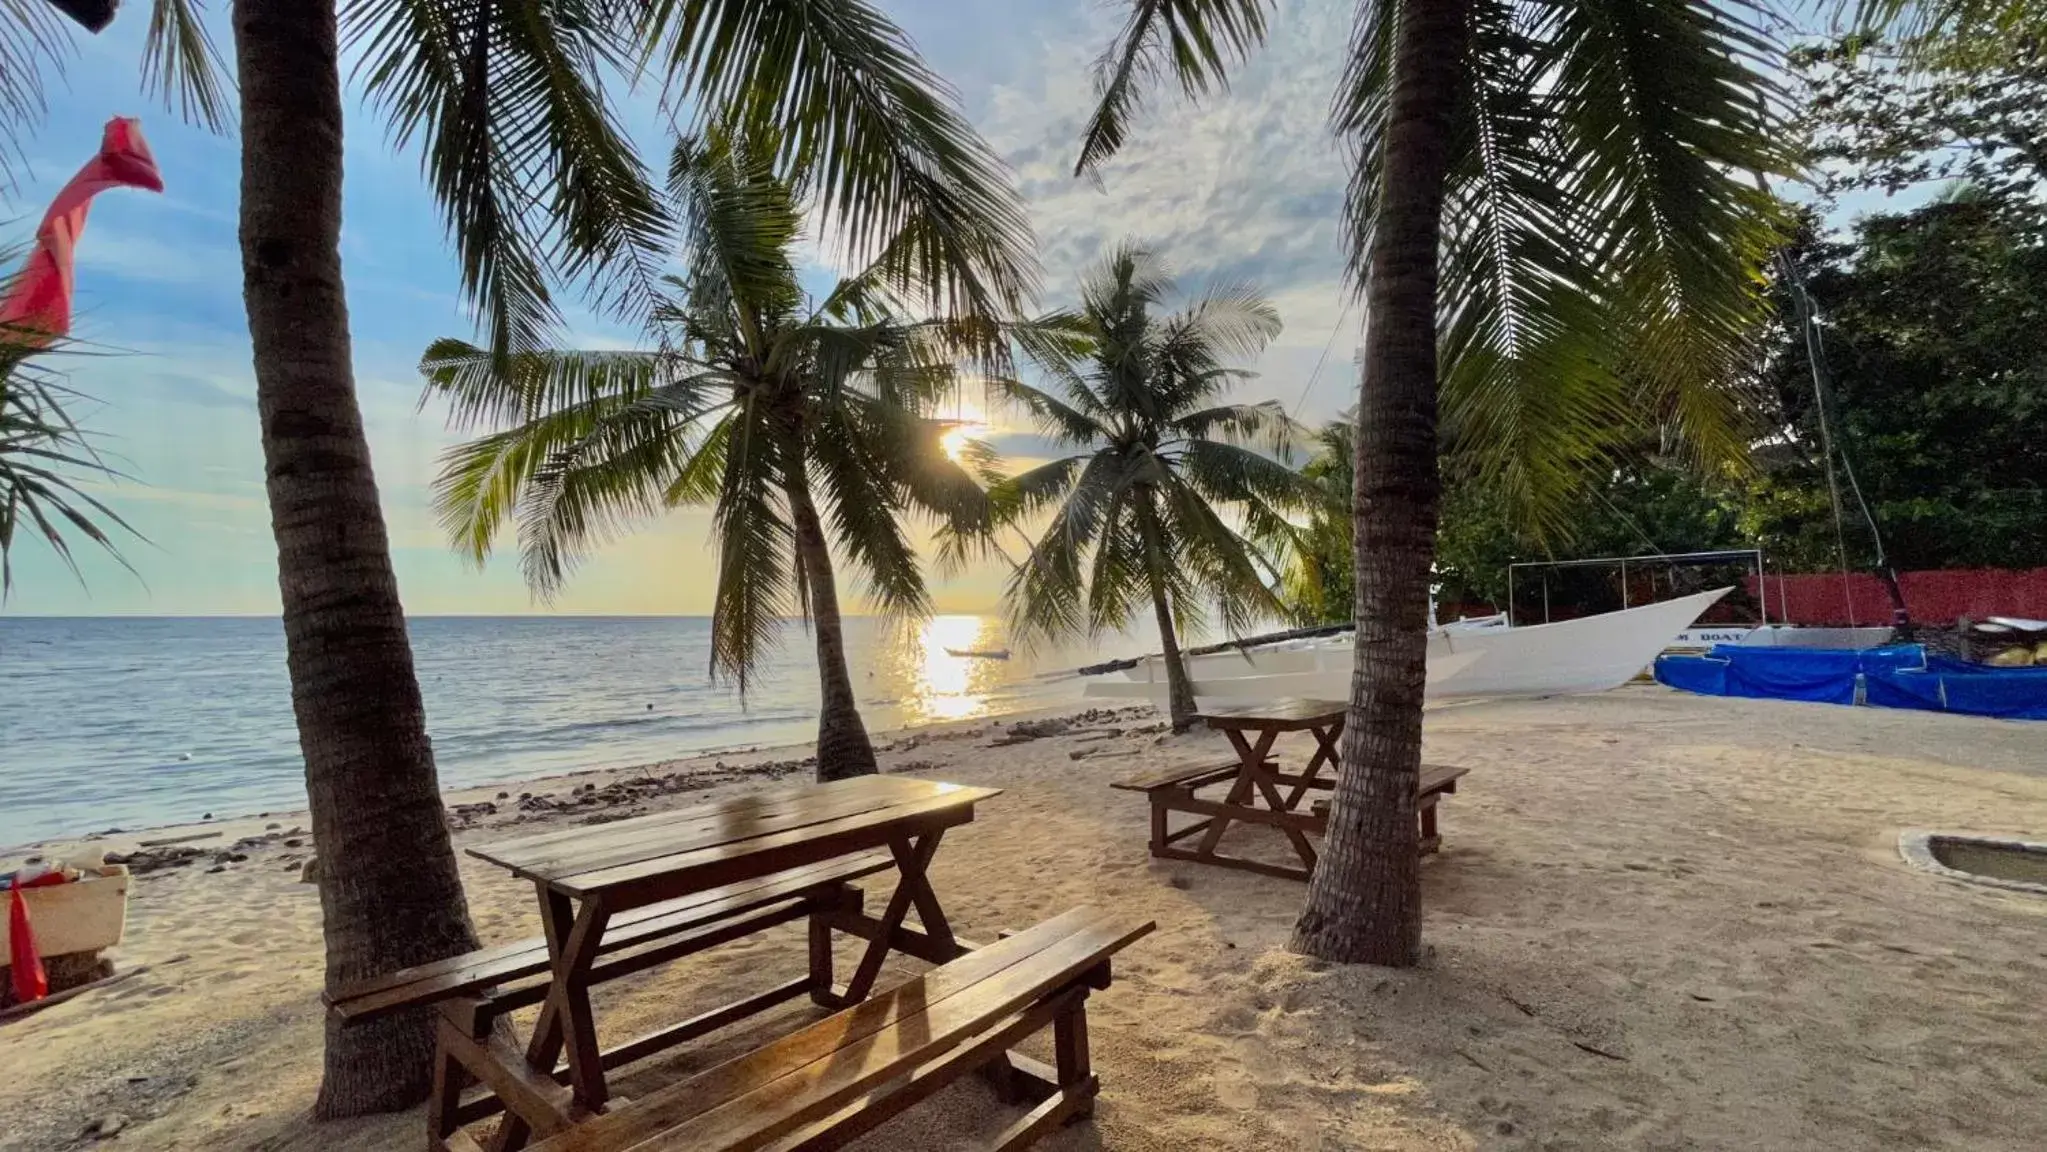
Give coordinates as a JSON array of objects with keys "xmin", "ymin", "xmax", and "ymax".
[{"xmin": 1083, "ymin": 586, "xmax": 1731, "ymax": 705}]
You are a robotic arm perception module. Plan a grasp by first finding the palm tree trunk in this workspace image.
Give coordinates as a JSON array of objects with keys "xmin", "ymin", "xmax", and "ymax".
[
  {"xmin": 1290, "ymin": 0, "xmax": 1470, "ymax": 967},
  {"xmin": 234, "ymin": 0, "xmax": 479, "ymax": 1114},
  {"xmin": 1135, "ymin": 494, "xmax": 1198, "ymax": 731},
  {"xmin": 779, "ymin": 449, "xmax": 879, "ymax": 781}
]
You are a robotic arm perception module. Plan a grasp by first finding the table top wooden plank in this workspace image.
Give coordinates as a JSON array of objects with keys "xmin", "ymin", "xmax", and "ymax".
[
  {"xmin": 471, "ymin": 775, "xmax": 930, "ymax": 869},
  {"xmin": 473, "ymin": 778, "xmax": 938, "ymax": 881},
  {"xmin": 520, "ymin": 908, "xmax": 1128, "ymax": 1152},
  {"xmin": 553, "ymin": 786, "xmax": 999, "ymax": 903},
  {"xmin": 1196, "ymin": 697, "xmax": 1348, "ymax": 731}
]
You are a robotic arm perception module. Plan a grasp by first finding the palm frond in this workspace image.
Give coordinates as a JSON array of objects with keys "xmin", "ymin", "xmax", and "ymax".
[
  {"xmin": 987, "ymin": 376, "xmax": 1110, "ymax": 447},
  {"xmin": 668, "ymin": 130, "xmax": 804, "ymax": 336},
  {"xmin": 143, "ymin": 0, "xmax": 233, "ymax": 132},
  {"xmin": 641, "ymin": 0, "xmax": 1038, "ymax": 321},
  {"xmin": 808, "ymin": 404, "xmax": 928, "ymax": 621},
  {"xmin": 1176, "ymin": 437, "xmax": 1318, "ymax": 509},
  {"xmin": 421, "ymin": 337, "xmax": 679, "ymax": 429},
  {"xmin": 352, "ymin": 0, "xmax": 670, "ymax": 360},
  {"xmin": 708, "ymin": 391, "xmax": 794, "ymax": 688},
  {"xmin": 1551, "ymin": 0, "xmax": 1791, "ymax": 471},
  {"xmin": 0, "ymin": 346, "xmax": 141, "ymax": 596},
  {"xmin": 1169, "ymin": 400, "xmax": 1297, "ymax": 455},
  {"xmin": 1158, "ymin": 475, "xmax": 1286, "ymax": 636},
  {"xmin": 1001, "ymin": 451, "xmax": 1134, "ymax": 644},
  {"xmin": 1429, "ymin": 0, "xmax": 1633, "ymax": 537},
  {"xmin": 1083, "ymin": 491, "xmax": 1145, "ymax": 633},
  {"xmin": 1157, "ymin": 278, "xmax": 1282, "ymax": 365},
  {"xmin": 1074, "ymin": 0, "xmax": 1273, "ymax": 177},
  {"xmin": 0, "ymin": 0, "xmax": 71, "ymax": 186}
]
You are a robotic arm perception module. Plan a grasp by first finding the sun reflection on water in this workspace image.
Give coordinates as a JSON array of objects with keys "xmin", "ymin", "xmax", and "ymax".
[{"xmin": 900, "ymin": 614, "xmax": 1006, "ymax": 723}]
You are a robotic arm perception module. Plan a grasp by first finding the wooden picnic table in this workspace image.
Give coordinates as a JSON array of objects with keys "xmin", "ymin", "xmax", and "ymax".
[
  {"xmin": 463, "ymin": 773, "xmax": 999, "ymax": 1146},
  {"xmin": 1111, "ymin": 698, "xmax": 1467, "ymax": 881},
  {"xmin": 1185, "ymin": 698, "xmax": 1346, "ymax": 880}
]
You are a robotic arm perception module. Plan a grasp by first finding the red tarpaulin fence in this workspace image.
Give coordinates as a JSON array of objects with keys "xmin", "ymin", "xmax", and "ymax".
[{"xmin": 1746, "ymin": 568, "xmax": 2047, "ymax": 627}]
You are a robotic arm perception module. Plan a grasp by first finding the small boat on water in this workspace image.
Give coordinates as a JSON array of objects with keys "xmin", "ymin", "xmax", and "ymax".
[
  {"xmin": 944, "ymin": 647, "xmax": 1011, "ymax": 660},
  {"xmin": 1083, "ymin": 587, "xmax": 1732, "ymax": 705}
]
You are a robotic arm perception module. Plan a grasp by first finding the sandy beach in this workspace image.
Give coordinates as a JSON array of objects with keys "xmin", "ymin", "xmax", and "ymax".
[{"xmin": 4, "ymin": 685, "xmax": 2047, "ymax": 1151}]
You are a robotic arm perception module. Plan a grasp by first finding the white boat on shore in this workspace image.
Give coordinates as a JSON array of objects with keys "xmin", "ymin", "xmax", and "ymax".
[{"xmin": 1082, "ymin": 587, "xmax": 1732, "ymax": 705}]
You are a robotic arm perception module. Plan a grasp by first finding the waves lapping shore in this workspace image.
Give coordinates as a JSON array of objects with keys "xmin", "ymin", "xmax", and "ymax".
[{"xmin": 0, "ymin": 614, "xmax": 1111, "ymax": 845}]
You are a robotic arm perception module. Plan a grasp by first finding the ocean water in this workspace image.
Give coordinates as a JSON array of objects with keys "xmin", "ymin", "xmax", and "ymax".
[{"xmin": 0, "ymin": 615, "xmax": 1136, "ymax": 847}]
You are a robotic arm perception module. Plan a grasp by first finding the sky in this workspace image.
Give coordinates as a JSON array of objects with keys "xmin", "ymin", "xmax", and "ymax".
[{"xmin": 2, "ymin": 0, "xmax": 1861, "ymax": 617}]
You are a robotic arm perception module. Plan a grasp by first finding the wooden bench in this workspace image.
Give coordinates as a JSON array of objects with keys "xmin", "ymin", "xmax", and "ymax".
[
  {"xmin": 1108, "ymin": 759, "xmax": 1249, "ymax": 795},
  {"xmin": 327, "ymin": 854, "xmax": 893, "ymax": 1142},
  {"xmin": 1112, "ymin": 759, "xmax": 1280, "ymax": 866},
  {"xmin": 1311, "ymin": 763, "xmax": 1470, "ymax": 854},
  {"xmin": 518, "ymin": 906, "xmax": 1152, "ymax": 1152}
]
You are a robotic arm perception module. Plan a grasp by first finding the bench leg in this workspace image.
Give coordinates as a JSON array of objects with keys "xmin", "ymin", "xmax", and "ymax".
[
  {"xmin": 990, "ymin": 989, "xmax": 1102, "ymax": 1150},
  {"xmin": 1052, "ymin": 993, "xmax": 1095, "ymax": 1122},
  {"xmin": 430, "ymin": 998, "xmax": 488, "ymax": 1150},
  {"xmin": 1419, "ymin": 796, "xmax": 1441, "ymax": 855},
  {"xmin": 809, "ymin": 885, "xmax": 864, "ymax": 1008}
]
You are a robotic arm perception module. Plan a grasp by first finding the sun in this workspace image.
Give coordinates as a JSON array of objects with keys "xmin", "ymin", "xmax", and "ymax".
[{"xmin": 940, "ymin": 424, "xmax": 987, "ymax": 463}]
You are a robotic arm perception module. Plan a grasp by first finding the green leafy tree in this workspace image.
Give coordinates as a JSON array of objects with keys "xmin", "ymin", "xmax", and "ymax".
[
  {"xmin": 13, "ymin": 0, "xmax": 1035, "ymax": 1115},
  {"xmin": 995, "ymin": 243, "xmax": 1313, "ymax": 732},
  {"xmin": 1795, "ymin": 26, "xmax": 2046, "ymax": 202},
  {"xmin": 1279, "ymin": 419, "xmax": 1746, "ymax": 622},
  {"xmin": 426, "ymin": 132, "xmax": 1001, "ymax": 781},
  {"xmin": 1080, "ymin": 0, "xmax": 1792, "ymax": 965},
  {"xmin": 1748, "ymin": 190, "xmax": 2047, "ymax": 571}
]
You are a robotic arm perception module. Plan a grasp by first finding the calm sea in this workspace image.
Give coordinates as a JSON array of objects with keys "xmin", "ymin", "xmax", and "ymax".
[{"xmin": 0, "ymin": 615, "xmax": 1133, "ymax": 847}]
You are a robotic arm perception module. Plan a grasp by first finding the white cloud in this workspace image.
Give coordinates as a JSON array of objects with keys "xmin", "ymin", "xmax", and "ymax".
[{"xmin": 982, "ymin": 0, "xmax": 1363, "ymax": 423}]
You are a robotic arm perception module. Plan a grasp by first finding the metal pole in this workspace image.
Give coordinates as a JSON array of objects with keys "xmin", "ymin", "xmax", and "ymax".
[
  {"xmin": 1507, "ymin": 566, "xmax": 1516, "ymax": 628},
  {"xmin": 1620, "ymin": 558, "xmax": 1630, "ymax": 609},
  {"xmin": 1754, "ymin": 549, "xmax": 1767, "ymax": 626},
  {"xmin": 1543, "ymin": 573, "xmax": 1551, "ymax": 624}
]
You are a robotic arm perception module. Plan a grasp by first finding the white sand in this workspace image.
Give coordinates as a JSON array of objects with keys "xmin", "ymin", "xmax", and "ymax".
[{"xmin": 5, "ymin": 687, "xmax": 2047, "ymax": 1151}]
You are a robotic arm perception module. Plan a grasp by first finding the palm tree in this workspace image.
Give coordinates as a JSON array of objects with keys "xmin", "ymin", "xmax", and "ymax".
[
  {"xmin": 0, "ymin": 344, "xmax": 136, "ymax": 594},
  {"xmin": 6, "ymin": 0, "xmax": 1036, "ymax": 1115},
  {"xmin": 995, "ymin": 243, "xmax": 1313, "ymax": 732},
  {"xmin": 424, "ymin": 131, "xmax": 1001, "ymax": 781},
  {"xmin": 1266, "ymin": 413, "xmax": 1355, "ymax": 627},
  {"xmin": 1076, "ymin": 0, "xmax": 1803, "ymax": 965}
]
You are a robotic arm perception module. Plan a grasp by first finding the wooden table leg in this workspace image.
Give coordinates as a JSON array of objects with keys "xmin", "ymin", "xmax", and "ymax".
[
  {"xmin": 1247, "ymin": 762, "xmax": 1319, "ymax": 872},
  {"xmin": 488, "ymin": 886, "xmax": 610, "ymax": 1151},
  {"xmin": 843, "ymin": 830, "xmax": 948, "ymax": 1003},
  {"xmin": 1195, "ymin": 728, "xmax": 1277, "ymax": 858},
  {"xmin": 546, "ymin": 893, "xmax": 612, "ymax": 1109},
  {"xmin": 1285, "ymin": 717, "xmax": 1345, "ymax": 810}
]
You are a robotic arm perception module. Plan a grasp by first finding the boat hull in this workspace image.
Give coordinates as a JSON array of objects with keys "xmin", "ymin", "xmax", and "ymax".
[
  {"xmin": 1091, "ymin": 587, "xmax": 1732, "ymax": 704},
  {"xmin": 1082, "ymin": 649, "xmax": 1482, "ymax": 704}
]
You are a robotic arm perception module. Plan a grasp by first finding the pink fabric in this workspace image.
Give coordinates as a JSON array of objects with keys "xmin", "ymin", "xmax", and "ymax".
[{"xmin": 0, "ymin": 116, "xmax": 165, "ymax": 343}]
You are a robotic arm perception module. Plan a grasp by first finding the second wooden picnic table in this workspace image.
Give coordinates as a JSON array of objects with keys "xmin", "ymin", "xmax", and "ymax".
[
  {"xmin": 462, "ymin": 773, "xmax": 999, "ymax": 1148},
  {"xmin": 1111, "ymin": 698, "xmax": 1470, "ymax": 882},
  {"xmin": 1186, "ymin": 698, "xmax": 1346, "ymax": 880}
]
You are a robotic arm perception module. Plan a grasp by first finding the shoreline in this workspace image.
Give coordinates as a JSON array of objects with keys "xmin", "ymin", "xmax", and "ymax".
[{"xmin": 1, "ymin": 697, "xmax": 1120, "ymax": 869}]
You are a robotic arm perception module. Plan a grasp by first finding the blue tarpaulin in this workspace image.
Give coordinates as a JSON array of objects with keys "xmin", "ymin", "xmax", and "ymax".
[
  {"xmin": 1658, "ymin": 644, "xmax": 2047, "ymax": 721},
  {"xmin": 1866, "ymin": 657, "xmax": 2047, "ymax": 721}
]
